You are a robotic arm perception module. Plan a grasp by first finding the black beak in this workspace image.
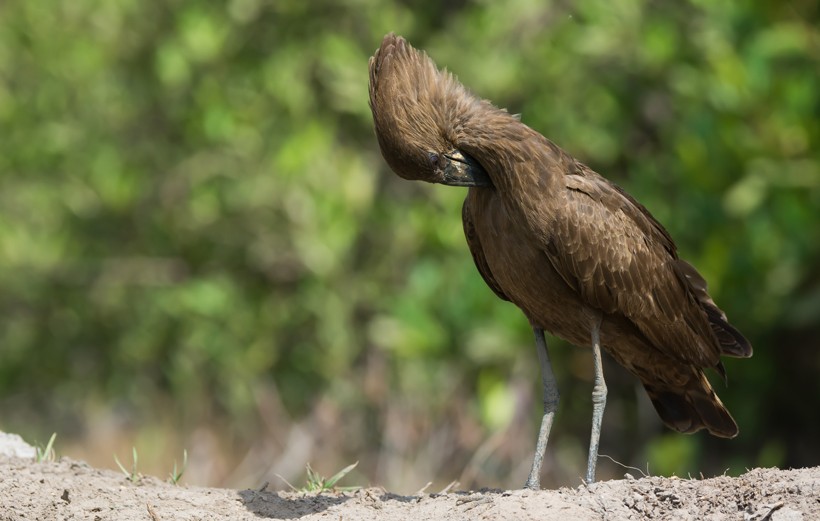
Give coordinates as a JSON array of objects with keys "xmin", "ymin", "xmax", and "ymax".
[{"xmin": 439, "ymin": 151, "xmax": 492, "ymax": 187}]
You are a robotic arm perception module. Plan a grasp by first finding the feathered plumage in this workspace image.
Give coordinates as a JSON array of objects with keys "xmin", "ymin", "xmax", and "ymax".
[{"xmin": 369, "ymin": 33, "xmax": 751, "ymax": 485}]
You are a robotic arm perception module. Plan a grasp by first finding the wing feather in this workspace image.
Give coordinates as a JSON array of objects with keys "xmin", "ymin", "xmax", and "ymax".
[{"xmin": 544, "ymin": 170, "xmax": 722, "ymax": 367}]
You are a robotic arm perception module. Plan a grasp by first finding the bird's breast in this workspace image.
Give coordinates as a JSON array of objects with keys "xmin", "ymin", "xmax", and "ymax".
[{"xmin": 466, "ymin": 189, "xmax": 595, "ymax": 348}]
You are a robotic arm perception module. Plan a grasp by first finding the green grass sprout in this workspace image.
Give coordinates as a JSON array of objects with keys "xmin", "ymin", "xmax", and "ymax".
[
  {"xmin": 114, "ymin": 447, "xmax": 142, "ymax": 484},
  {"xmin": 168, "ymin": 449, "xmax": 188, "ymax": 485},
  {"xmin": 300, "ymin": 461, "xmax": 359, "ymax": 493},
  {"xmin": 35, "ymin": 432, "xmax": 57, "ymax": 463}
]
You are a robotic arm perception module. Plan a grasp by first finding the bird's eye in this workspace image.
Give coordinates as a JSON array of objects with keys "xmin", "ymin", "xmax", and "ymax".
[{"xmin": 428, "ymin": 152, "xmax": 440, "ymax": 167}]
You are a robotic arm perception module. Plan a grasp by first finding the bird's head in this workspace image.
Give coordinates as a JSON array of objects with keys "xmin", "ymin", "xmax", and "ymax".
[{"xmin": 368, "ymin": 34, "xmax": 491, "ymax": 188}]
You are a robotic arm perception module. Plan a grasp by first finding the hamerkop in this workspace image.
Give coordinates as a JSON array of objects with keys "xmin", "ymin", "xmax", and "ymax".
[{"xmin": 368, "ymin": 34, "xmax": 752, "ymax": 488}]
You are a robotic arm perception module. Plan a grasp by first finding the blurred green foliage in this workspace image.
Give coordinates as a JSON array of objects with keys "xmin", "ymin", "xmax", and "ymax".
[{"xmin": 1, "ymin": 0, "xmax": 818, "ymax": 491}]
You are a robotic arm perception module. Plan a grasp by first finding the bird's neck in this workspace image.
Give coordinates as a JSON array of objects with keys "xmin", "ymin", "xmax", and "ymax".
[{"xmin": 465, "ymin": 127, "xmax": 562, "ymax": 195}]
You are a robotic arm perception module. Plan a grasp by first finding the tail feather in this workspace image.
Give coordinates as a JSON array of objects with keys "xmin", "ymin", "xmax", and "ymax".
[
  {"xmin": 703, "ymin": 305, "xmax": 752, "ymax": 358},
  {"xmin": 643, "ymin": 372, "xmax": 738, "ymax": 438},
  {"xmin": 675, "ymin": 260, "xmax": 752, "ymax": 358}
]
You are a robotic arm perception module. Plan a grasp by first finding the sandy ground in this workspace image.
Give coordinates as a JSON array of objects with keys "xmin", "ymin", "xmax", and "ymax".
[{"xmin": 1, "ymin": 433, "xmax": 818, "ymax": 520}]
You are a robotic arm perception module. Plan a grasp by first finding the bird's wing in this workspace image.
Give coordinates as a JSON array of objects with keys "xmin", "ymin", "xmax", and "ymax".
[
  {"xmin": 543, "ymin": 166, "xmax": 721, "ymax": 367},
  {"xmin": 462, "ymin": 197, "xmax": 510, "ymax": 302}
]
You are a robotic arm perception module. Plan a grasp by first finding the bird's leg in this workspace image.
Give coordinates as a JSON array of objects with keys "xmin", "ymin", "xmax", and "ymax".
[
  {"xmin": 524, "ymin": 327, "xmax": 559, "ymax": 490},
  {"xmin": 585, "ymin": 314, "xmax": 606, "ymax": 484}
]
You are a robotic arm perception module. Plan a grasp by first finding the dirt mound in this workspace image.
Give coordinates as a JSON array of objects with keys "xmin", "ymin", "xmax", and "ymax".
[{"xmin": 1, "ymin": 454, "xmax": 817, "ymax": 520}]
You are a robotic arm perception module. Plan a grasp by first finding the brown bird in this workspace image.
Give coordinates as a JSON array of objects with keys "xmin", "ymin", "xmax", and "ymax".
[{"xmin": 368, "ymin": 34, "xmax": 752, "ymax": 489}]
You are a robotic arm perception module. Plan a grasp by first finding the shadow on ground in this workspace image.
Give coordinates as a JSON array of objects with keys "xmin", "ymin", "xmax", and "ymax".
[{"xmin": 238, "ymin": 489, "xmax": 350, "ymax": 519}]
